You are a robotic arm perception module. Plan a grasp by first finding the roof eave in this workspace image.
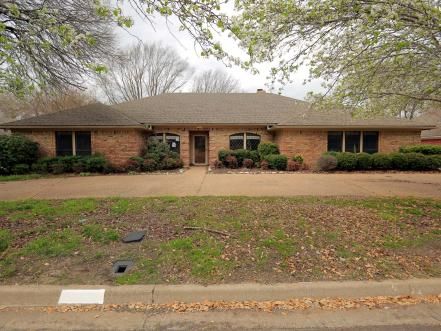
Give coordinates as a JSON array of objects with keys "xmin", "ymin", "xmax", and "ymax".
[
  {"xmin": 0, "ymin": 125, "xmax": 150, "ymax": 130},
  {"xmin": 270, "ymin": 124, "xmax": 436, "ymax": 130}
]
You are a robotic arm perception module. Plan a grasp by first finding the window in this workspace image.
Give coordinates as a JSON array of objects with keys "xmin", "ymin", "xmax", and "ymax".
[
  {"xmin": 229, "ymin": 133, "xmax": 261, "ymax": 150},
  {"xmin": 327, "ymin": 131, "xmax": 379, "ymax": 153},
  {"xmin": 345, "ymin": 131, "xmax": 361, "ymax": 153},
  {"xmin": 150, "ymin": 132, "xmax": 180, "ymax": 154},
  {"xmin": 230, "ymin": 133, "xmax": 245, "ymax": 150},
  {"xmin": 246, "ymin": 133, "xmax": 261, "ymax": 151},
  {"xmin": 56, "ymin": 131, "xmax": 73, "ymax": 156},
  {"xmin": 75, "ymin": 132, "xmax": 92, "ymax": 156},
  {"xmin": 55, "ymin": 131, "xmax": 91, "ymax": 156},
  {"xmin": 327, "ymin": 131, "xmax": 343, "ymax": 152},
  {"xmin": 363, "ymin": 131, "xmax": 379, "ymax": 154}
]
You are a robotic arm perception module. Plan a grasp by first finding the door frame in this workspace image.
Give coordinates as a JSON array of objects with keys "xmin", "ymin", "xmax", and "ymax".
[{"xmin": 192, "ymin": 134, "xmax": 208, "ymax": 165}]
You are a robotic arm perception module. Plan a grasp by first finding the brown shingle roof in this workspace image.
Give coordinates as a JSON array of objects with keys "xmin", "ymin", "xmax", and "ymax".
[
  {"xmin": 115, "ymin": 93, "xmax": 434, "ymax": 129},
  {"xmin": 0, "ymin": 103, "xmax": 142, "ymax": 129},
  {"xmin": 0, "ymin": 93, "xmax": 435, "ymax": 129},
  {"xmin": 421, "ymin": 110, "xmax": 441, "ymax": 139}
]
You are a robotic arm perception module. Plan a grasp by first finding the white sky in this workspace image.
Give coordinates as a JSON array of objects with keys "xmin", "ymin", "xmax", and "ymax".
[{"xmin": 112, "ymin": 4, "xmax": 323, "ymax": 100}]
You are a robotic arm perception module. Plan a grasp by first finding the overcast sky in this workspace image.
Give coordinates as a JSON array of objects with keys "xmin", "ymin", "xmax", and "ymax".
[{"xmin": 113, "ymin": 4, "xmax": 323, "ymax": 101}]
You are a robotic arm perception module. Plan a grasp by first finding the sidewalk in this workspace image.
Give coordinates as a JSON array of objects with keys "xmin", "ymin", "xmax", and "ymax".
[{"xmin": 1, "ymin": 168, "xmax": 440, "ymax": 200}]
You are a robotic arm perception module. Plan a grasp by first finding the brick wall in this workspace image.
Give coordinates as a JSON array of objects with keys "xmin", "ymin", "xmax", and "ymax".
[
  {"xmin": 421, "ymin": 138, "xmax": 441, "ymax": 145},
  {"xmin": 379, "ymin": 130, "xmax": 421, "ymax": 153},
  {"xmin": 14, "ymin": 130, "xmax": 56, "ymax": 157},
  {"xmin": 13, "ymin": 129, "xmax": 146, "ymax": 167},
  {"xmin": 92, "ymin": 129, "xmax": 145, "ymax": 167},
  {"xmin": 274, "ymin": 129, "xmax": 327, "ymax": 167}
]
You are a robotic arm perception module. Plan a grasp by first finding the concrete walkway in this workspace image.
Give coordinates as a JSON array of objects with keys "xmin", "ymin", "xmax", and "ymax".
[{"xmin": 0, "ymin": 167, "xmax": 440, "ymax": 200}]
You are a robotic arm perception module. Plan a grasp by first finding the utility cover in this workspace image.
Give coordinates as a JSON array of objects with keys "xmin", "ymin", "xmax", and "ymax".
[
  {"xmin": 58, "ymin": 289, "xmax": 105, "ymax": 305},
  {"xmin": 112, "ymin": 260, "xmax": 134, "ymax": 275},
  {"xmin": 122, "ymin": 231, "xmax": 146, "ymax": 243}
]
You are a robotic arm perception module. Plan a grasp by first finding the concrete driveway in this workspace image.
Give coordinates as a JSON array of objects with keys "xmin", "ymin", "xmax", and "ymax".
[{"xmin": 0, "ymin": 167, "xmax": 440, "ymax": 200}]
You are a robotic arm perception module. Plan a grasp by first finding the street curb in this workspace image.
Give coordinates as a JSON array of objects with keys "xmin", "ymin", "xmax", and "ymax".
[{"xmin": 0, "ymin": 279, "xmax": 440, "ymax": 307}]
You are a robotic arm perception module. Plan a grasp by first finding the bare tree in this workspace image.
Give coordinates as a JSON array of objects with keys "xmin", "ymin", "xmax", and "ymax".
[
  {"xmin": 0, "ymin": 88, "xmax": 97, "ymax": 120},
  {"xmin": 96, "ymin": 43, "xmax": 192, "ymax": 104},
  {"xmin": 192, "ymin": 69, "xmax": 240, "ymax": 93}
]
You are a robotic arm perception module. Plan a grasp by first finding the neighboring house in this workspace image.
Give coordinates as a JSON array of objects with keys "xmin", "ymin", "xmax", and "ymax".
[
  {"xmin": 421, "ymin": 111, "xmax": 441, "ymax": 145},
  {"xmin": 0, "ymin": 91, "xmax": 435, "ymax": 168}
]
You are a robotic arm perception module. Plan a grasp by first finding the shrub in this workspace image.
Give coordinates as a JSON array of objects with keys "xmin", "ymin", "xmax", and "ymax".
[
  {"xmin": 390, "ymin": 152, "xmax": 409, "ymax": 170},
  {"xmin": 161, "ymin": 157, "xmax": 183, "ymax": 170},
  {"xmin": 371, "ymin": 153, "xmax": 392, "ymax": 170},
  {"xmin": 287, "ymin": 159, "xmax": 301, "ymax": 171},
  {"xmin": 142, "ymin": 158, "xmax": 157, "ymax": 172},
  {"xmin": 31, "ymin": 161, "xmax": 48, "ymax": 174},
  {"xmin": 218, "ymin": 149, "xmax": 230, "ymax": 163},
  {"xmin": 356, "ymin": 153, "xmax": 373, "ymax": 170},
  {"xmin": 234, "ymin": 149, "xmax": 249, "ymax": 167},
  {"xmin": 427, "ymin": 155, "xmax": 441, "ymax": 170},
  {"xmin": 258, "ymin": 142, "xmax": 279, "ymax": 159},
  {"xmin": 243, "ymin": 158, "xmax": 254, "ymax": 169},
  {"xmin": 72, "ymin": 162, "xmax": 85, "ymax": 174},
  {"xmin": 266, "ymin": 154, "xmax": 288, "ymax": 170},
  {"xmin": 127, "ymin": 156, "xmax": 144, "ymax": 172},
  {"xmin": 50, "ymin": 162, "xmax": 66, "ymax": 174},
  {"xmin": 0, "ymin": 134, "xmax": 39, "ymax": 175},
  {"xmin": 260, "ymin": 159, "xmax": 269, "ymax": 170},
  {"xmin": 12, "ymin": 163, "xmax": 30, "ymax": 175},
  {"xmin": 83, "ymin": 155, "xmax": 107, "ymax": 172},
  {"xmin": 316, "ymin": 154, "xmax": 337, "ymax": 171},
  {"xmin": 225, "ymin": 155, "xmax": 238, "ymax": 169},
  {"xmin": 399, "ymin": 144, "xmax": 441, "ymax": 155},
  {"xmin": 248, "ymin": 150, "xmax": 260, "ymax": 163},
  {"xmin": 405, "ymin": 152, "xmax": 428, "ymax": 170},
  {"xmin": 212, "ymin": 159, "xmax": 224, "ymax": 169},
  {"xmin": 335, "ymin": 153, "xmax": 358, "ymax": 171},
  {"xmin": 292, "ymin": 155, "xmax": 304, "ymax": 164}
]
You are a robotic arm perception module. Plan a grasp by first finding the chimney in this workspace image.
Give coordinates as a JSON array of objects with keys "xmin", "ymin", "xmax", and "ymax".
[{"xmin": 256, "ymin": 89, "xmax": 266, "ymax": 94}]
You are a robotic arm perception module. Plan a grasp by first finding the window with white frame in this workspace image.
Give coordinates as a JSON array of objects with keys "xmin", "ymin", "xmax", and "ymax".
[
  {"xmin": 55, "ymin": 131, "xmax": 91, "ymax": 156},
  {"xmin": 149, "ymin": 132, "xmax": 180, "ymax": 154},
  {"xmin": 327, "ymin": 131, "xmax": 379, "ymax": 154},
  {"xmin": 229, "ymin": 132, "xmax": 261, "ymax": 150}
]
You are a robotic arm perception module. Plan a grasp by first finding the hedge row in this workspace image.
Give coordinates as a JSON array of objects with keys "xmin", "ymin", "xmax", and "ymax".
[
  {"xmin": 31, "ymin": 155, "xmax": 108, "ymax": 174},
  {"xmin": 321, "ymin": 152, "xmax": 441, "ymax": 171},
  {"xmin": 399, "ymin": 144, "xmax": 441, "ymax": 155}
]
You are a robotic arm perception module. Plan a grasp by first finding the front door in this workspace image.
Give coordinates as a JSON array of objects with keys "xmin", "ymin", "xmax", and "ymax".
[{"xmin": 193, "ymin": 135, "xmax": 207, "ymax": 165}]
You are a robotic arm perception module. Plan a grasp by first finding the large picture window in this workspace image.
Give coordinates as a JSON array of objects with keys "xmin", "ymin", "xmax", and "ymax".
[
  {"xmin": 150, "ymin": 133, "xmax": 180, "ymax": 154},
  {"xmin": 56, "ymin": 131, "xmax": 91, "ymax": 156},
  {"xmin": 327, "ymin": 131, "xmax": 379, "ymax": 154},
  {"xmin": 229, "ymin": 132, "xmax": 261, "ymax": 150}
]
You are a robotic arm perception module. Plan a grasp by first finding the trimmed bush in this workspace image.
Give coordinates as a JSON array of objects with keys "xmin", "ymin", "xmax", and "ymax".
[
  {"xmin": 218, "ymin": 150, "xmax": 230, "ymax": 163},
  {"xmin": 260, "ymin": 159, "xmax": 269, "ymax": 170},
  {"xmin": 212, "ymin": 159, "xmax": 223, "ymax": 169},
  {"xmin": 248, "ymin": 150, "xmax": 260, "ymax": 164},
  {"xmin": 427, "ymin": 155, "xmax": 441, "ymax": 170},
  {"xmin": 292, "ymin": 155, "xmax": 304, "ymax": 164},
  {"xmin": 287, "ymin": 159, "xmax": 301, "ymax": 171},
  {"xmin": 390, "ymin": 152, "xmax": 409, "ymax": 170},
  {"xmin": 12, "ymin": 163, "xmax": 30, "ymax": 175},
  {"xmin": 243, "ymin": 158, "xmax": 254, "ymax": 169},
  {"xmin": 0, "ymin": 134, "xmax": 39, "ymax": 175},
  {"xmin": 127, "ymin": 156, "xmax": 144, "ymax": 172},
  {"xmin": 234, "ymin": 149, "xmax": 249, "ymax": 167},
  {"xmin": 356, "ymin": 153, "xmax": 372, "ymax": 170},
  {"xmin": 50, "ymin": 162, "xmax": 65, "ymax": 174},
  {"xmin": 266, "ymin": 154, "xmax": 288, "ymax": 170},
  {"xmin": 405, "ymin": 152, "xmax": 428, "ymax": 171},
  {"xmin": 142, "ymin": 158, "xmax": 157, "ymax": 172},
  {"xmin": 225, "ymin": 155, "xmax": 238, "ymax": 169},
  {"xmin": 399, "ymin": 144, "xmax": 441, "ymax": 155},
  {"xmin": 371, "ymin": 153, "xmax": 392, "ymax": 170},
  {"xmin": 218, "ymin": 149, "xmax": 260, "ymax": 167},
  {"xmin": 316, "ymin": 155, "xmax": 337, "ymax": 171},
  {"xmin": 257, "ymin": 143, "xmax": 279, "ymax": 159},
  {"xmin": 335, "ymin": 152, "xmax": 357, "ymax": 171}
]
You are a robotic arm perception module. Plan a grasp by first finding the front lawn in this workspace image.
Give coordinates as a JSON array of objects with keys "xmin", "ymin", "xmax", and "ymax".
[{"xmin": 0, "ymin": 197, "xmax": 440, "ymax": 285}]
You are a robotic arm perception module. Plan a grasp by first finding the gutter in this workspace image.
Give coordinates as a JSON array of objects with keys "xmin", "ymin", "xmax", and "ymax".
[
  {"xmin": 0, "ymin": 125, "xmax": 151, "ymax": 130},
  {"xmin": 267, "ymin": 124, "xmax": 436, "ymax": 130}
]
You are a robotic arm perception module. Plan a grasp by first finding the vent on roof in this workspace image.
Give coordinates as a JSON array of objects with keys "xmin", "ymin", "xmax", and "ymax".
[{"xmin": 257, "ymin": 89, "xmax": 266, "ymax": 93}]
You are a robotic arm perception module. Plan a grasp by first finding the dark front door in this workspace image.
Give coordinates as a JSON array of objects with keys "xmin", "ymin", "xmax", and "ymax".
[{"xmin": 194, "ymin": 135, "xmax": 207, "ymax": 164}]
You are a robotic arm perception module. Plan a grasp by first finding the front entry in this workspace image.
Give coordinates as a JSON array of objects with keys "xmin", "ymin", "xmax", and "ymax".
[{"xmin": 193, "ymin": 134, "xmax": 207, "ymax": 165}]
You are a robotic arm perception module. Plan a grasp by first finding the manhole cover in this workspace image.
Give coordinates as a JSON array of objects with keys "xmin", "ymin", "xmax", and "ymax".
[
  {"xmin": 112, "ymin": 260, "xmax": 134, "ymax": 275},
  {"xmin": 122, "ymin": 231, "xmax": 146, "ymax": 243}
]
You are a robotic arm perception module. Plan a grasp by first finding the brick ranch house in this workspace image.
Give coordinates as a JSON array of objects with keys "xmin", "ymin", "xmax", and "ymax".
[{"xmin": 0, "ymin": 91, "xmax": 435, "ymax": 168}]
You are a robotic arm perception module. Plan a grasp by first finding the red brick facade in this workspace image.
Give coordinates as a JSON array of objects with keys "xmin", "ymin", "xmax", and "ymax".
[
  {"xmin": 14, "ymin": 127, "xmax": 424, "ymax": 169},
  {"xmin": 421, "ymin": 138, "xmax": 441, "ymax": 145}
]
